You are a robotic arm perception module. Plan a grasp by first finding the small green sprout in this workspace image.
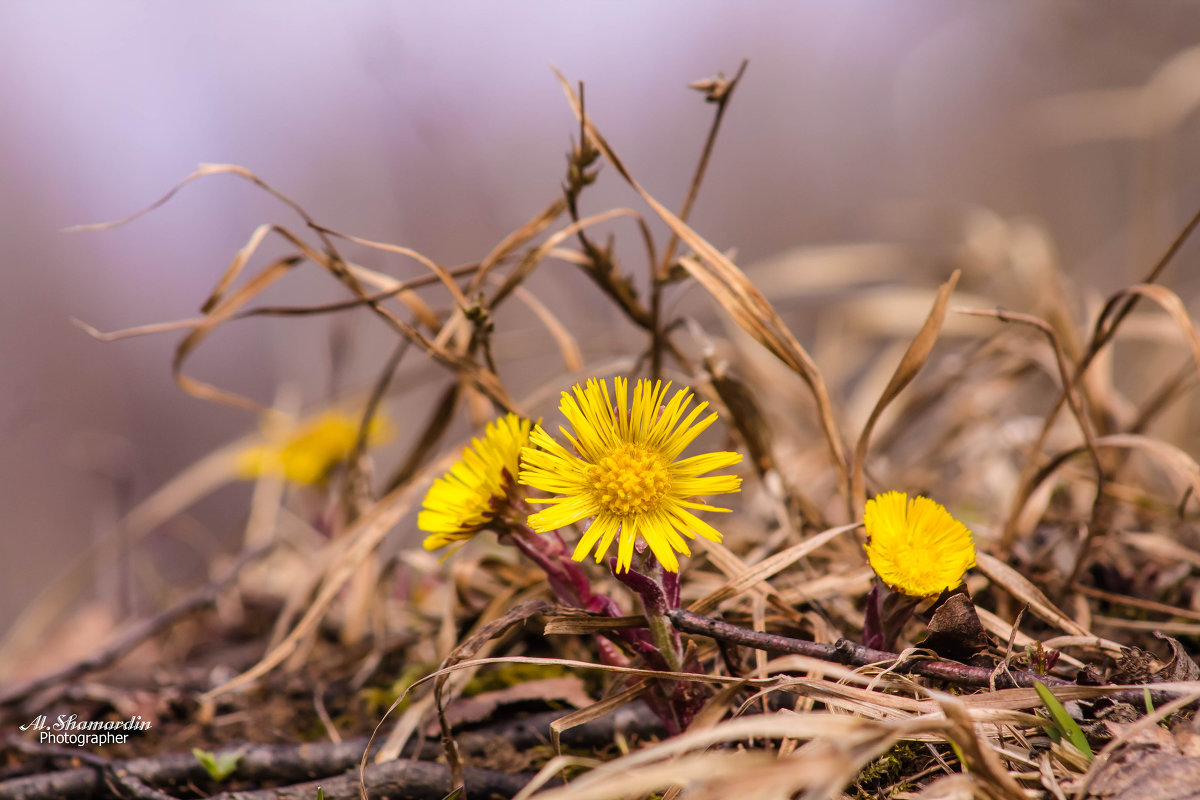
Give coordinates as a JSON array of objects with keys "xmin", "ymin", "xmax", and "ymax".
[
  {"xmin": 1034, "ymin": 681, "xmax": 1093, "ymax": 761},
  {"xmin": 192, "ymin": 747, "xmax": 243, "ymax": 781}
]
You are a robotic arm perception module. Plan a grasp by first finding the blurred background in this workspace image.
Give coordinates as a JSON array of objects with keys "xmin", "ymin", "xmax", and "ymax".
[{"xmin": 5, "ymin": 2, "xmax": 1200, "ymax": 649}]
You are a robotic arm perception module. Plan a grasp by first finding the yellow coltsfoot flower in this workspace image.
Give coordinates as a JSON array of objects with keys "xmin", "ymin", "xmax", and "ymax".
[
  {"xmin": 863, "ymin": 491, "xmax": 976, "ymax": 598},
  {"xmin": 236, "ymin": 410, "xmax": 393, "ymax": 486},
  {"xmin": 518, "ymin": 377, "xmax": 742, "ymax": 573},
  {"xmin": 419, "ymin": 413, "xmax": 533, "ymax": 551}
]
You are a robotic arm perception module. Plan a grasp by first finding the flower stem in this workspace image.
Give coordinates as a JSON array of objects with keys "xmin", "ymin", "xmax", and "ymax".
[{"xmin": 646, "ymin": 609, "xmax": 683, "ymax": 673}]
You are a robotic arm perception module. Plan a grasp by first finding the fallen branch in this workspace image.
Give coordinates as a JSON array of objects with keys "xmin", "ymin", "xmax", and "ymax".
[
  {"xmin": 207, "ymin": 760, "xmax": 534, "ymax": 800},
  {"xmin": 1, "ymin": 706, "xmax": 662, "ymax": 800},
  {"xmin": 668, "ymin": 608, "xmax": 1073, "ymax": 689}
]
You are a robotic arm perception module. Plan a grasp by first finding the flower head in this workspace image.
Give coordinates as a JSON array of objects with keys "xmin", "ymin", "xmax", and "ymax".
[
  {"xmin": 518, "ymin": 377, "xmax": 742, "ymax": 573},
  {"xmin": 863, "ymin": 491, "xmax": 976, "ymax": 598},
  {"xmin": 236, "ymin": 410, "xmax": 393, "ymax": 485},
  {"xmin": 419, "ymin": 413, "xmax": 533, "ymax": 551}
]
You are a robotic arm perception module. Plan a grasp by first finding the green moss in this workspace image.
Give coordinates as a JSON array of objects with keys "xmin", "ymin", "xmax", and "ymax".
[
  {"xmin": 360, "ymin": 663, "xmax": 433, "ymax": 714},
  {"xmin": 854, "ymin": 741, "xmax": 926, "ymax": 796},
  {"xmin": 461, "ymin": 662, "xmax": 570, "ymax": 697}
]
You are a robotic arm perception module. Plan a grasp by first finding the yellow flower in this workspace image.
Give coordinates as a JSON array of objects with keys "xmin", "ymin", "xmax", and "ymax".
[
  {"xmin": 419, "ymin": 413, "xmax": 533, "ymax": 551},
  {"xmin": 518, "ymin": 377, "xmax": 742, "ymax": 573},
  {"xmin": 863, "ymin": 492, "xmax": 976, "ymax": 598},
  {"xmin": 236, "ymin": 410, "xmax": 393, "ymax": 485}
]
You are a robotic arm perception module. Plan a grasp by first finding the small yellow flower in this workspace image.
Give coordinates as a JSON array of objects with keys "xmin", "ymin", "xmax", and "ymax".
[
  {"xmin": 419, "ymin": 413, "xmax": 533, "ymax": 551},
  {"xmin": 236, "ymin": 410, "xmax": 392, "ymax": 485},
  {"xmin": 518, "ymin": 377, "xmax": 742, "ymax": 573},
  {"xmin": 863, "ymin": 491, "xmax": 976, "ymax": 597}
]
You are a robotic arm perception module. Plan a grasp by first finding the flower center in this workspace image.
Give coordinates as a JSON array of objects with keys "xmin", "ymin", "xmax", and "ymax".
[{"xmin": 587, "ymin": 444, "xmax": 671, "ymax": 516}]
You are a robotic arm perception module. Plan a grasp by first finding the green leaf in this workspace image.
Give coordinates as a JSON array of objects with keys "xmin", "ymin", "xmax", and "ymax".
[
  {"xmin": 1034, "ymin": 681, "xmax": 1093, "ymax": 761},
  {"xmin": 1144, "ymin": 687, "xmax": 1156, "ymax": 715},
  {"xmin": 192, "ymin": 747, "xmax": 243, "ymax": 781}
]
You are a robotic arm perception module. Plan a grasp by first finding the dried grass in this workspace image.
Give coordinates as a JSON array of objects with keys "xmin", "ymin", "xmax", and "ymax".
[{"xmin": 15, "ymin": 51, "xmax": 1200, "ymax": 800}]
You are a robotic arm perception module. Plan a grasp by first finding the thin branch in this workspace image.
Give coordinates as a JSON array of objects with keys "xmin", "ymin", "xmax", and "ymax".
[
  {"xmin": 667, "ymin": 609, "xmax": 1072, "ymax": 690},
  {"xmin": 659, "ymin": 60, "xmax": 749, "ymax": 275},
  {"xmin": 652, "ymin": 60, "xmax": 749, "ymax": 380}
]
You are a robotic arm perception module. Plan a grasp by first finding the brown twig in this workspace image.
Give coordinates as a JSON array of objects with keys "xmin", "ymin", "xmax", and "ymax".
[
  {"xmin": 233, "ymin": 262, "xmax": 484, "ymax": 319},
  {"xmin": 6, "ymin": 705, "xmax": 665, "ymax": 800},
  {"xmin": 652, "ymin": 60, "xmax": 749, "ymax": 380},
  {"xmin": 667, "ymin": 609, "xmax": 1072, "ymax": 690},
  {"xmin": 213, "ymin": 760, "xmax": 535, "ymax": 800},
  {"xmin": 0, "ymin": 736, "xmax": 538, "ymax": 800},
  {"xmin": 658, "ymin": 60, "xmax": 749, "ymax": 276}
]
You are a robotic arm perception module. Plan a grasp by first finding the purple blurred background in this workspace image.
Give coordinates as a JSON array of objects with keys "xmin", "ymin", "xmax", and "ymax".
[{"xmin": 4, "ymin": 2, "xmax": 1200, "ymax": 642}]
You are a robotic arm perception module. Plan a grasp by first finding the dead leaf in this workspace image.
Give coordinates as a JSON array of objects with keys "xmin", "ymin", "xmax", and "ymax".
[
  {"xmin": 921, "ymin": 594, "xmax": 993, "ymax": 662},
  {"xmin": 1154, "ymin": 633, "xmax": 1200, "ymax": 682}
]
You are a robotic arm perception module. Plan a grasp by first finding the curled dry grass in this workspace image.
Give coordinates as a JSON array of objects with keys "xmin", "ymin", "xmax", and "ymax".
[{"xmin": 12, "ymin": 56, "xmax": 1200, "ymax": 800}]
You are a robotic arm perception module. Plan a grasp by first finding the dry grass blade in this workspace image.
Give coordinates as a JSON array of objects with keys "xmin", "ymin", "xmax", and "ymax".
[
  {"xmin": 1124, "ymin": 532, "xmax": 1200, "ymax": 572},
  {"xmin": 549, "ymin": 680, "xmax": 648, "ymax": 756},
  {"xmin": 975, "ymin": 553, "xmax": 1091, "ymax": 637},
  {"xmin": 543, "ymin": 614, "xmax": 648, "ymax": 635},
  {"xmin": 1083, "ymin": 203, "xmax": 1200, "ymax": 367},
  {"xmin": 198, "ymin": 452, "xmax": 450, "ymax": 701},
  {"xmin": 532, "ymin": 751, "xmax": 783, "ymax": 800},
  {"xmin": 81, "ymin": 164, "xmax": 519, "ymax": 411},
  {"xmin": 174, "ymin": 253, "xmax": 301, "ymax": 411},
  {"xmin": 236, "ymin": 262, "xmax": 480, "ymax": 324},
  {"xmin": 486, "ymin": 207, "xmax": 646, "ymax": 311},
  {"xmin": 696, "ymin": 539, "xmax": 805, "ymax": 624},
  {"xmin": 313, "ymin": 224, "xmax": 472, "ymax": 311},
  {"xmin": 952, "ymin": 304, "xmax": 1113, "ymax": 587},
  {"xmin": 528, "ymin": 712, "xmax": 930, "ymax": 800},
  {"xmin": 72, "ymin": 315, "xmax": 207, "ymax": 341},
  {"xmin": 345, "ymin": 262, "xmax": 446, "ymax": 334},
  {"xmin": 850, "ymin": 270, "xmax": 960, "ymax": 514},
  {"xmin": 552, "ymin": 67, "xmax": 850, "ymax": 509},
  {"xmin": 1094, "ymin": 433, "xmax": 1200, "ymax": 498},
  {"xmin": 434, "ymin": 599, "xmax": 555, "ymax": 792},
  {"xmin": 1096, "ymin": 284, "xmax": 1200, "ymax": 376},
  {"xmin": 70, "ymin": 162, "xmax": 364, "ymax": 292},
  {"xmin": 974, "ymin": 608, "xmax": 1088, "ymax": 668},
  {"xmin": 1031, "ymin": 44, "xmax": 1200, "ymax": 142},
  {"xmin": 363, "ymin": 654, "xmax": 763, "ymax": 780},
  {"xmin": 955, "ymin": 306, "xmax": 1103, "ymax": 483},
  {"xmin": 507, "ymin": 283, "xmax": 584, "ymax": 372},
  {"xmin": 932, "ymin": 693, "xmax": 1028, "ymax": 800},
  {"xmin": 688, "ymin": 679, "xmax": 750, "ymax": 731},
  {"xmin": 65, "ymin": 162, "xmax": 310, "ymax": 234},
  {"xmin": 1000, "ymin": 204, "xmax": 1200, "ymax": 554},
  {"xmin": 468, "ymin": 196, "xmax": 567, "ymax": 295},
  {"xmin": 688, "ymin": 523, "xmax": 858, "ymax": 615}
]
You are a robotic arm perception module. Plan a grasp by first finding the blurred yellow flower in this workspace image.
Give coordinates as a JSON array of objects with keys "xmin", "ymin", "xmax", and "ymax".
[
  {"xmin": 236, "ymin": 410, "xmax": 392, "ymax": 486},
  {"xmin": 863, "ymin": 491, "xmax": 976, "ymax": 598},
  {"xmin": 518, "ymin": 377, "xmax": 742, "ymax": 573},
  {"xmin": 420, "ymin": 413, "xmax": 533, "ymax": 551}
]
